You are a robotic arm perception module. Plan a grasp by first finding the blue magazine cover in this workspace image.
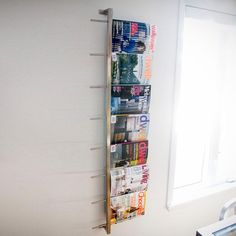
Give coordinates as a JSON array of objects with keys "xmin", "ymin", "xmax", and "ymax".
[{"xmin": 112, "ymin": 19, "xmax": 157, "ymax": 54}]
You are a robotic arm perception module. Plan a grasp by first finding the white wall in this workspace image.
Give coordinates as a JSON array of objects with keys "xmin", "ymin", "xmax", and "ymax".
[{"xmin": 1, "ymin": 0, "xmax": 236, "ymax": 236}]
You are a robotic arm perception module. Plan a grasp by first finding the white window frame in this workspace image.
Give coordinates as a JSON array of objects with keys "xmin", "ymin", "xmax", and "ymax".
[{"xmin": 167, "ymin": 0, "xmax": 236, "ymax": 210}]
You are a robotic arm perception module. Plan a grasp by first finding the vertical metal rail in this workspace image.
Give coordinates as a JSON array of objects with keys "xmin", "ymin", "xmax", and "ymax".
[{"xmin": 99, "ymin": 8, "xmax": 113, "ymax": 234}]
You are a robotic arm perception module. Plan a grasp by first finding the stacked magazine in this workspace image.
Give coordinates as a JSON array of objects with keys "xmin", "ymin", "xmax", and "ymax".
[
  {"xmin": 111, "ymin": 114, "xmax": 150, "ymax": 144},
  {"xmin": 111, "ymin": 140, "xmax": 148, "ymax": 168},
  {"xmin": 110, "ymin": 19, "xmax": 156, "ymax": 225},
  {"xmin": 111, "ymin": 164, "xmax": 149, "ymax": 197},
  {"xmin": 111, "ymin": 85, "xmax": 151, "ymax": 115},
  {"xmin": 111, "ymin": 191, "xmax": 146, "ymax": 224},
  {"xmin": 112, "ymin": 53, "xmax": 152, "ymax": 84},
  {"xmin": 112, "ymin": 19, "xmax": 156, "ymax": 54}
]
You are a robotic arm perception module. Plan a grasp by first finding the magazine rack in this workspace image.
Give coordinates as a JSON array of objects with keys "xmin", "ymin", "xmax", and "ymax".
[
  {"xmin": 90, "ymin": 9, "xmax": 155, "ymax": 234},
  {"xmin": 91, "ymin": 8, "xmax": 113, "ymax": 234}
]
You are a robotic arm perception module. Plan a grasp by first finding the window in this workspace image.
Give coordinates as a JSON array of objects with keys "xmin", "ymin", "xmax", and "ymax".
[{"xmin": 167, "ymin": 3, "xmax": 236, "ymax": 208}]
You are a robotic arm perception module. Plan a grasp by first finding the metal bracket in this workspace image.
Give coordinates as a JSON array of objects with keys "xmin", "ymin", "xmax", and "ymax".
[
  {"xmin": 89, "ymin": 85, "xmax": 107, "ymax": 89},
  {"xmin": 91, "ymin": 199, "xmax": 106, "ymax": 205},
  {"xmin": 90, "ymin": 146, "xmax": 105, "ymax": 151},
  {"xmin": 92, "ymin": 223, "xmax": 106, "ymax": 230},
  {"xmin": 90, "ymin": 174, "xmax": 105, "ymax": 179}
]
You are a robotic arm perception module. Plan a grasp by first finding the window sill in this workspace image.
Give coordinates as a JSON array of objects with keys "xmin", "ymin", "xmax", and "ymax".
[{"xmin": 167, "ymin": 180, "xmax": 236, "ymax": 210}]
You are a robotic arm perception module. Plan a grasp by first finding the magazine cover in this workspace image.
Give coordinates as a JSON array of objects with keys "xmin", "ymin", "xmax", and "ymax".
[
  {"xmin": 111, "ymin": 85, "xmax": 151, "ymax": 114},
  {"xmin": 112, "ymin": 19, "xmax": 157, "ymax": 54},
  {"xmin": 111, "ymin": 114, "xmax": 150, "ymax": 144},
  {"xmin": 110, "ymin": 164, "xmax": 149, "ymax": 197},
  {"xmin": 112, "ymin": 53, "xmax": 152, "ymax": 84},
  {"xmin": 111, "ymin": 141, "xmax": 148, "ymax": 168},
  {"xmin": 110, "ymin": 191, "xmax": 146, "ymax": 224}
]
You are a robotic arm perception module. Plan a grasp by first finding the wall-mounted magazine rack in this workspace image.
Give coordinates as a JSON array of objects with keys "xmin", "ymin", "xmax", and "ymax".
[
  {"xmin": 91, "ymin": 8, "xmax": 156, "ymax": 235},
  {"xmin": 90, "ymin": 8, "xmax": 113, "ymax": 234}
]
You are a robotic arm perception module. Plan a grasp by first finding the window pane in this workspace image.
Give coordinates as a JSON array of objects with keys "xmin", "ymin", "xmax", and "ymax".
[
  {"xmin": 174, "ymin": 6, "xmax": 236, "ymax": 188},
  {"xmin": 217, "ymin": 24, "xmax": 236, "ymax": 181}
]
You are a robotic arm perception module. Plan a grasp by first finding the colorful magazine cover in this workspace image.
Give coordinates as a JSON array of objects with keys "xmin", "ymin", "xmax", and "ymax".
[
  {"xmin": 111, "ymin": 85, "xmax": 151, "ymax": 114},
  {"xmin": 112, "ymin": 53, "xmax": 152, "ymax": 84},
  {"xmin": 112, "ymin": 19, "xmax": 157, "ymax": 54},
  {"xmin": 110, "ymin": 164, "xmax": 149, "ymax": 197},
  {"xmin": 110, "ymin": 191, "xmax": 146, "ymax": 224},
  {"xmin": 111, "ymin": 114, "xmax": 150, "ymax": 144},
  {"xmin": 111, "ymin": 141, "xmax": 148, "ymax": 168}
]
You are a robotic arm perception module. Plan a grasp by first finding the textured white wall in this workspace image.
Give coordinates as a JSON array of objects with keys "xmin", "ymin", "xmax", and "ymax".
[{"xmin": 1, "ymin": 0, "xmax": 236, "ymax": 236}]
